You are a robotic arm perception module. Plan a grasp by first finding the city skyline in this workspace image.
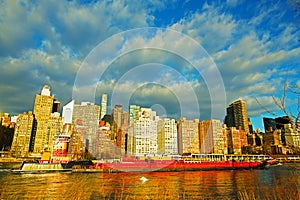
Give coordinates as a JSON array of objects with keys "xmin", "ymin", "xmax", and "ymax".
[
  {"xmin": 0, "ymin": 84, "xmax": 296, "ymax": 133},
  {"xmin": 6, "ymin": 85, "xmax": 299, "ymax": 159},
  {"xmin": 0, "ymin": 0, "xmax": 299, "ymax": 132}
]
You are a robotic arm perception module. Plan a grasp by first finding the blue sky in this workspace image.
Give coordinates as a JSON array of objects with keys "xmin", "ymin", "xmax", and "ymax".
[{"xmin": 0, "ymin": 0, "xmax": 299, "ymax": 131}]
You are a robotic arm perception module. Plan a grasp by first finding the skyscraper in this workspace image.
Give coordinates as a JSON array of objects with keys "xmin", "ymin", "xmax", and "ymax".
[
  {"xmin": 157, "ymin": 118, "xmax": 178, "ymax": 155},
  {"xmin": 62, "ymin": 100, "xmax": 74, "ymax": 125},
  {"xmin": 11, "ymin": 111, "xmax": 36, "ymax": 157},
  {"xmin": 72, "ymin": 102, "xmax": 100, "ymax": 157},
  {"xmin": 129, "ymin": 105, "xmax": 140, "ymax": 125},
  {"xmin": 100, "ymin": 94, "xmax": 107, "ymax": 120},
  {"xmin": 199, "ymin": 119, "xmax": 225, "ymax": 154},
  {"xmin": 225, "ymin": 125, "xmax": 248, "ymax": 154},
  {"xmin": 177, "ymin": 118, "xmax": 199, "ymax": 155},
  {"xmin": 225, "ymin": 99, "xmax": 250, "ymax": 133},
  {"xmin": 33, "ymin": 85, "xmax": 62, "ymax": 153},
  {"xmin": 111, "ymin": 105, "xmax": 129, "ymax": 156},
  {"xmin": 127, "ymin": 107, "xmax": 159, "ymax": 156}
]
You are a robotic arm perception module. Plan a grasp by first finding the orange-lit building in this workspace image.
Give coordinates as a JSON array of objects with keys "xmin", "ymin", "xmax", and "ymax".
[
  {"xmin": 225, "ymin": 99, "xmax": 249, "ymax": 134},
  {"xmin": 11, "ymin": 112, "xmax": 36, "ymax": 157},
  {"xmin": 33, "ymin": 85, "xmax": 62, "ymax": 154},
  {"xmin": 199, "ymin": 119, "xmax": 226, "ymax": 154},
  {"xmin": 177, "ymin": 118, "xmax": 199, "ymax": 155}
]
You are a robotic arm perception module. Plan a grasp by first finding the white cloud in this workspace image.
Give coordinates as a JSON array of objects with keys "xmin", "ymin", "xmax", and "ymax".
[
  {"xmin": 0, "ymin": 0, "xmax": 299, "ymax": 126},
  {"xmin": 0, "ymin": 0, "xmax": 154, "ymax": 57},
  {"xmin": 170, "ymin": 8, "xmax": 236, "ymax": 53}
]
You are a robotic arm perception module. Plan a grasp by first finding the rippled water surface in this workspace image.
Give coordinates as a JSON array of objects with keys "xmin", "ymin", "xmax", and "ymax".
[{"xmin": 1, "ymin": 163, "xmax": 300, "ymax": 199}]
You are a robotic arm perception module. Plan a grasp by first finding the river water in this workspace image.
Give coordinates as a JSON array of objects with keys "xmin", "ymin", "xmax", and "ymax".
[{"xmin": 0, "ymin": 163, "xmax": 299, "ymax": 199}]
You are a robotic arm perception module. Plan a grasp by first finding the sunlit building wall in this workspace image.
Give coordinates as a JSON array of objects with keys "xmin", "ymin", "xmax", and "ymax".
[
  {"xmin": 282, "ymin": 124, "xmax": 300, "ymax": 149},
  {"xmin": 95, "ymin": 126, "xmax": 116, "ymax": 159},
  {"xmin": 263, "ymin": 128, "xmax": 282, "ymax": 154},
  {"xmin": 112, "ymin": 105, "xmax": 129, "ymax": 156},
  {"xmin": 122, "ymin": 112, "xmax": 129, "ymax": 153},
  {"xmin": 157, "ymin": 118, "xmax": 178, "ymax": 155},
  {"xmin": 33, "ymin": 85, "xmax": 62, "ymax": 153},
  {"xmin": 129, "ymin": 105, "xmax": 140, "ymax": 125},
  {"xmin": 226, "ymin": 126, "xmax": 247, "ymax": 154},
  {"xmin": 199, "ymin": 119, "xmax": 225, "ymax": 154},
  {"xmin": 72, "ymin": 102, "xmax": 100, "ymax": 157},
  {"xmin": 46, "ymin": 113, "xmax": 63, "ymax": 153},
  {"xmin": 100, "ymin": 94, "xmax": 107, "ymax": 120},
  {"xmin": 177, "ymin": 118, "xmax": 199, "ymax": 155},
  {"xmin": 11, "ymin": 111, "xmax": 36, "ymax": 157},
  {"xmin": 112, "ymin": 105, "xmax": 123, "ymax": 143},
  {"xmin": 225, "ymin": 99, "xmax": 249, "ymax": 134},
  {"xmin": 128, "ymin": 107, "xmax": 159, "ymax": 156}
]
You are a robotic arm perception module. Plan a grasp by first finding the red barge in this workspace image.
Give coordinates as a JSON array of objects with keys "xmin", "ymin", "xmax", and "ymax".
[{"xmin": 72, "ymin": 154, "xmax": 275, "ymax": 173}]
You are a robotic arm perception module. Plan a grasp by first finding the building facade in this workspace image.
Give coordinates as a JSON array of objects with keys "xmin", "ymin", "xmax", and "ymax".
[
  {"xmin": 11, "ymin": 112, "xmax": 36, "ymax": 157},
  {"xmin": 226, "ymin": 126, "xmax": 248, "ymax": 154},
  {"xmin": 100, "ymin": 94, "xmax": 107, "ymax": 120},
  {"xmin": 33, "ymin": 85, "xmax": 62, "ymax": 154},
  {"xmin": 128, "ymin": 107, "xmax": 159, "ymax": 156},
  {"xmin": 111, "ymin": 105, "xmax": 129, "ymax": 156},
  {"xmin": 72, "ymin": 102, "xmax": 100, "ymax": 158},
  {"xmin": 177, "ymin": 118, "xmax": 199, "ymax": 155},
  {"xmin": 199, "ymin": 119, "xmax": 225, "ymax": 154},
  {"xmin": 157, "ymin": 118, "xmax": 178, "ymax": 155},
  {"xmin": 129, "ymin": 105, "xmax": 140, "ymax": 125},
  {"xmin": 225, "ymin": 99, "xmax": 249, "ymax": 134}
]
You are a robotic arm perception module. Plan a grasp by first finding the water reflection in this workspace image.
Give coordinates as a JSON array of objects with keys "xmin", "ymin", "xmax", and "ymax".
[{"xmin": 0, "ymin": 164, "xmax": 299, "ymax": 199}]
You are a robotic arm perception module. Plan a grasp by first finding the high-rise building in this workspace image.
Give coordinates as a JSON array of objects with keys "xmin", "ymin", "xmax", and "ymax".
[
  {"xmin": 122, "ymin": 112, "xmax": 129, "ymax": 153},
  {"xmin": 112, "ymin": 105, "xmax": 123, "ymax": 141},
  {"xmin": 33, "ymin": 85, "xmax": 62, "ymax": 153},
  {"xmin": 100, "ymin": 94, "xmax": 107, "ymax": 120},
  {"xmin": 95, "ymin": 126, "xmax": 116, "ymax": 159},
  {"xmin": 226, "ymin": 127, "xmax": 242, "ymax": 154},
  {"xmin": 72, "ymin": 102, "xmax": 100, "ymax": 157},
  {"xmin": 226, "ymin": 126, "xmax": 247, "ymax": 154},
  {"xmin": 157, "ymin": 118, "xmax": 178, "ymax": 155},
  {"xmin": 225, "ymin": 99, "xmax": 249, "ymax": 133},
  {"xmin": 47, "ymin": 113, "xmax": 63, "ymax": 153},
  {"xmin": 62, "ymin": 100, "xmax": 74, "ymax": 125},
  {"xmin": 127, "ymin": 107, "xmax": 159, "ymax": 156},
  {"xmin": 111, "ymin": 105, "xmax": 129, "ymax": 156},
  {"xmin": 11, "ymin": 112, "xmax": 37, "ymax": 157},
  {"xmin": 281, "ymin": 124, "xmax": 300, "ymax": 149},
  {"xmin": 129, "ymin": 105, "xmax": 140, "ymax": 125},
  {"xmin": 34, "ymin": 85, "xmax": 54, "ymax": 118},
  {"xmin": 199, "ymin": 119, "xmax": 225, "ymax": 154},
  {"xmin": 263, "ymin": 128, "xmax": 282, "ymax": 154},
  {"xmin": 177, "ymin": 118, "xmax": 199, "ymax": 155}
]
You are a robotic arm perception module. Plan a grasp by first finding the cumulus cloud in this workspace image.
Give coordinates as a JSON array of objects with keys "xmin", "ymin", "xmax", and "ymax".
[
  {"xmin": 0, "ymin": 0, "xmax": 155, "ymax": 114},
  {"xmin": 0, "ymin": 0, "xmax": 154, "ymax": 57},
  {"xmin": 0, "ymin": 0, "xmax": 299, "ymax": 131}
]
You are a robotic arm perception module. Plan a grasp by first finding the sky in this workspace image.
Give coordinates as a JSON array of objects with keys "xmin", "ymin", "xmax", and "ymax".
[{"xmin": 0, "ymin": 0, "xmax": 299, "ymax": 131}]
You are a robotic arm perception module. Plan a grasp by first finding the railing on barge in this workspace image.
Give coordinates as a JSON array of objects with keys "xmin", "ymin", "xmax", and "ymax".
[
  {"xmin": 183, "ymin": 154, "xmax": 272, "ymax": 162},
  {"xmin": 273, "ymin": 155, "xmax": 300, "ymax": 163}
]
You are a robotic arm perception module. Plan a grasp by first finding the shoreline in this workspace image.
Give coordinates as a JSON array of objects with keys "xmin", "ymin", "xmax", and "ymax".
[{"xmin": 1, "ymin": 155, "xmax": 300, "ymax": 164}]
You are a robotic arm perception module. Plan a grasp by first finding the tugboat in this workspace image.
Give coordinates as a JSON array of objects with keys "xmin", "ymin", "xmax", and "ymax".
[
  {"xmin": 11, "ymin": 160, "xmax": 72, "ymax": 174},
  {"xmin": 11, "ymin": 135, "xmax": 73, "ymax": 173}
]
